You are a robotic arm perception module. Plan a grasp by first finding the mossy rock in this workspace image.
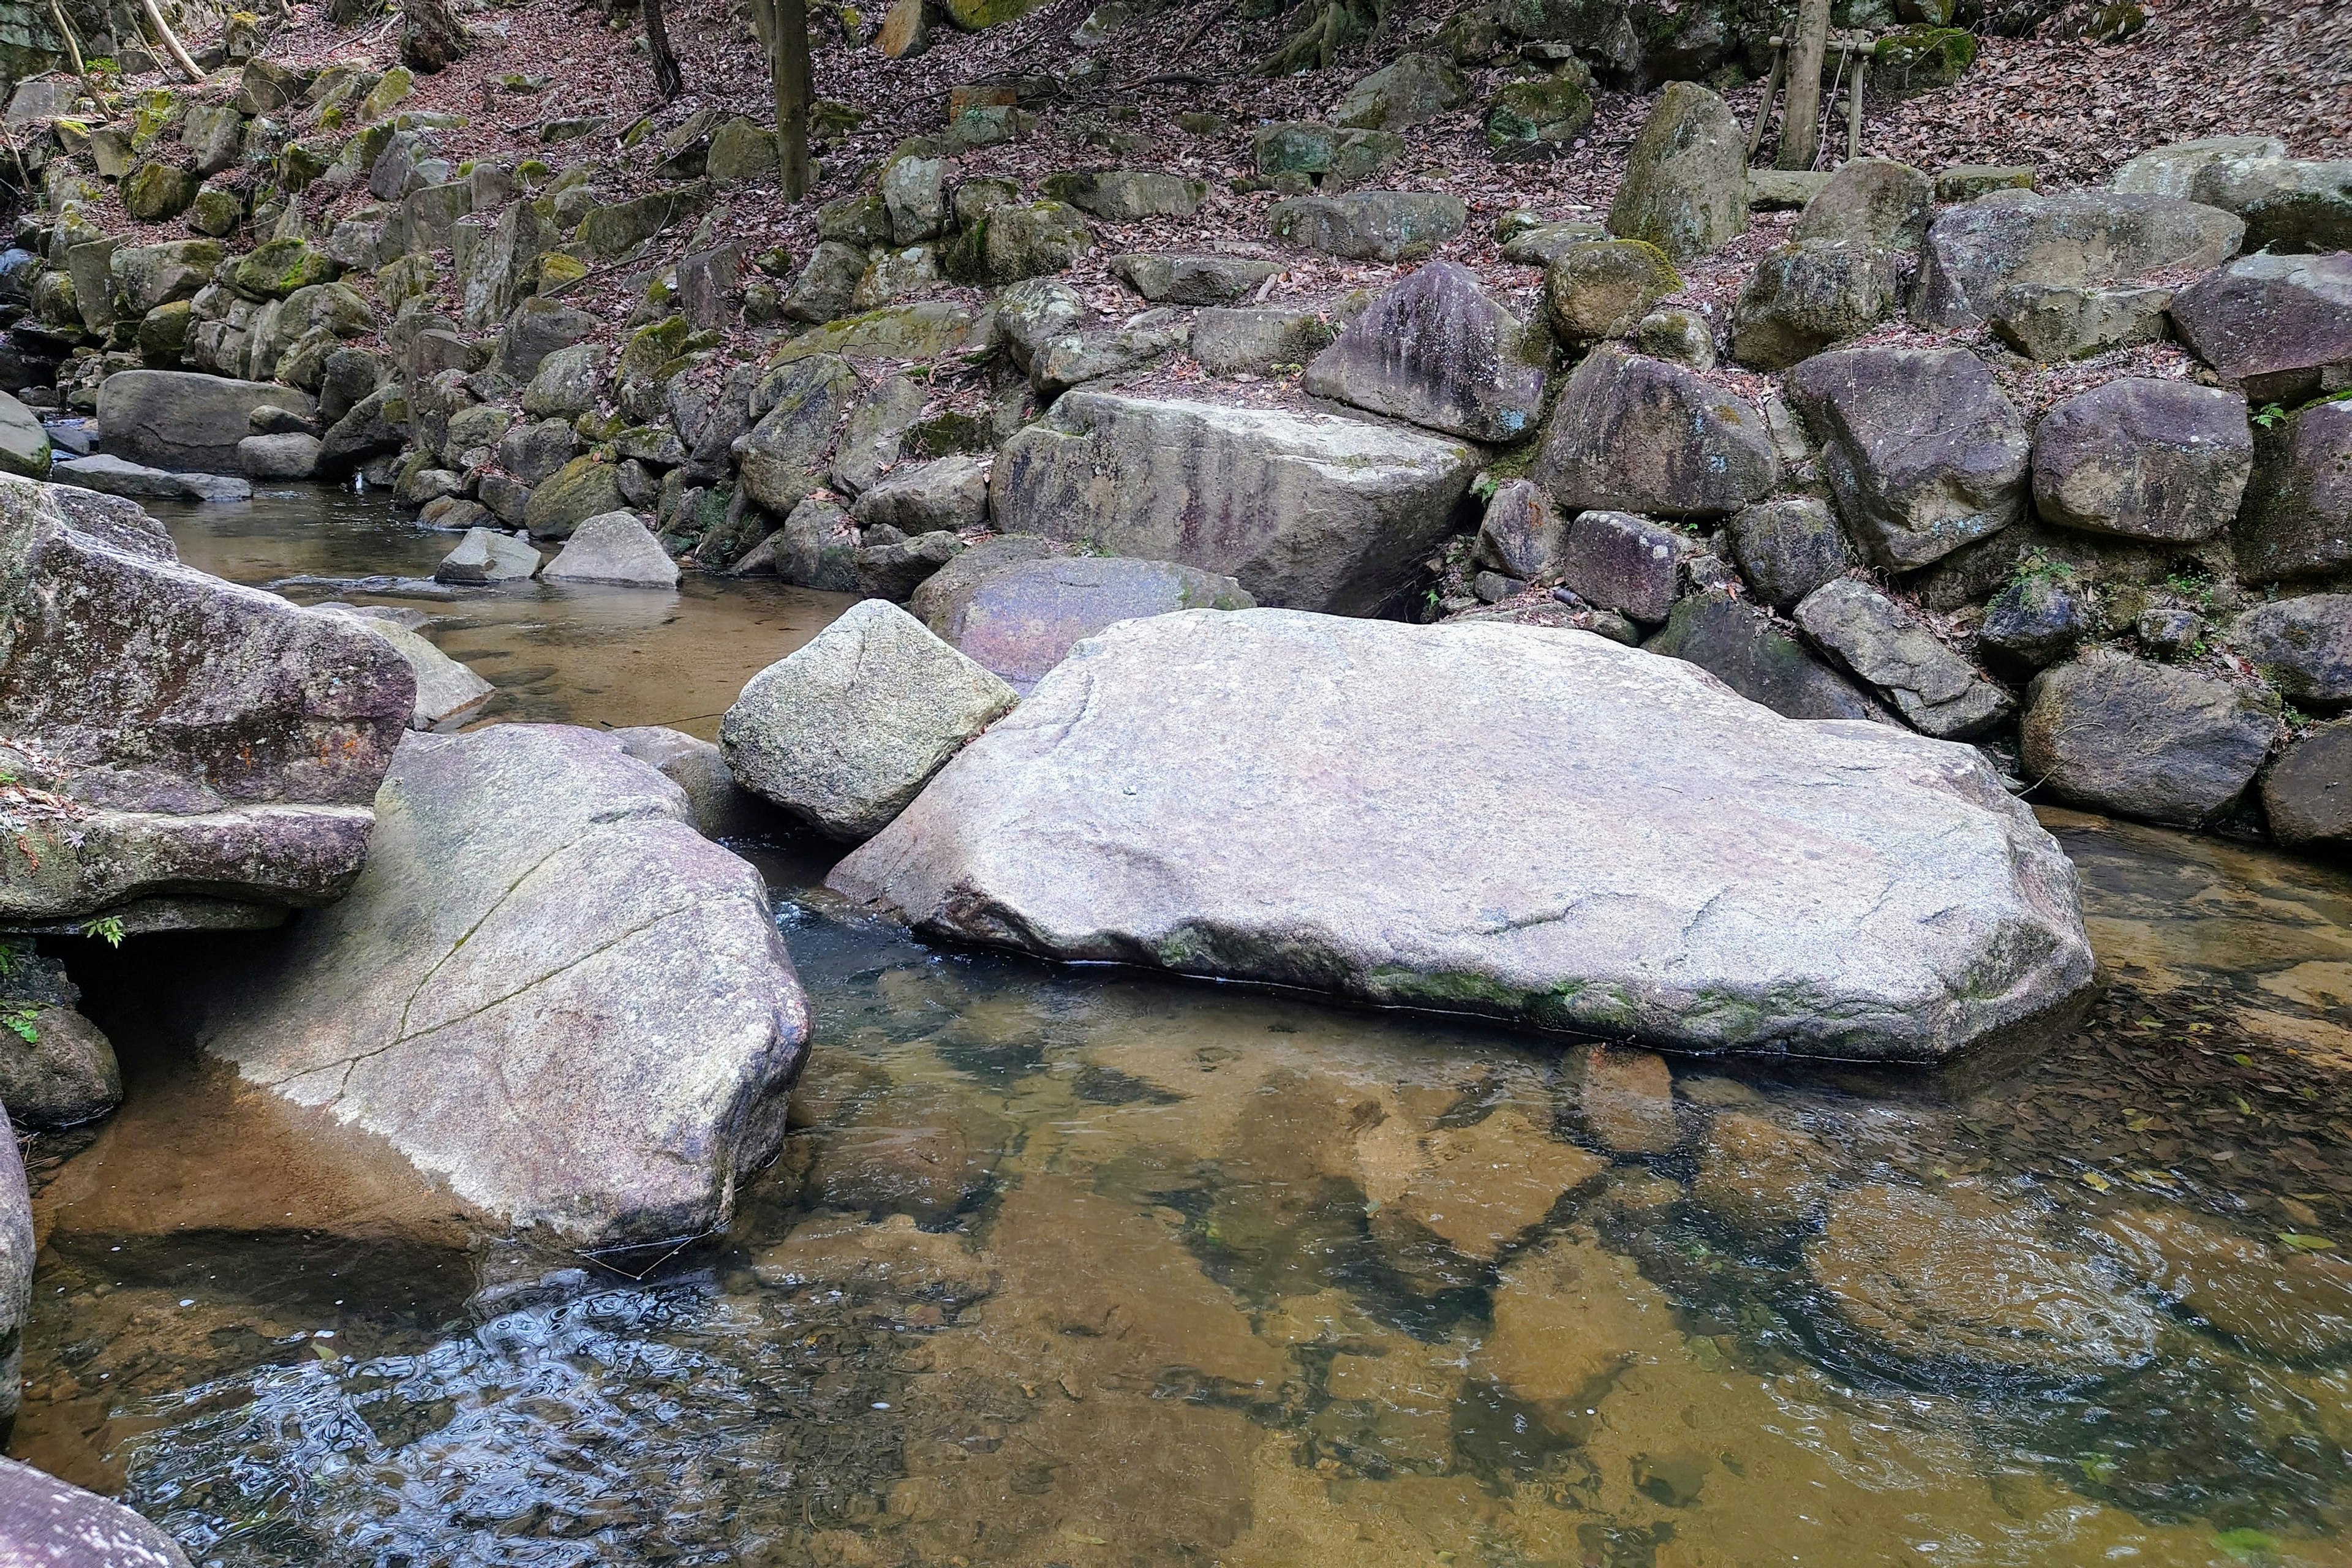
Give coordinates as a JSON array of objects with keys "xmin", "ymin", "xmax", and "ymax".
[
  {"xmin": 234, "ymin": 238, "xmax": 343, "ymax": 300},
  {"xmin": 127, "ymin": 88, "xmax": 184, "ymax": 152},
  {"xmin": 1874, "ymin": 26, "xmax": 1977, "ymax": 90},
  {"xmin": 123, "ymin": 162, "xmax": 200, "ymax": 221},
  {"xmin": 1483, "ymin": 71, "xmax": 1595, "ymax": 160},
  {"xmin": 535, "ymin": 252, "xmax": 589, "ymax": 293},
  {"xmin": 188, "ymin": 183, "xmax": 244, "ymax": 237},
  {"xmin": 940, "ymin": 0, "xmax": 1044, "ymax": 28},
  {"xmin": 133, "ymin": 298, "xmax": 193, "ymax": 366},
  {"xmin": 359, "ymin": 65, "xmax": 413, "ymax": 120},
  {"xmin": 276, "ymin": 138, "xmax": 337, "ymax": 191},
  {"xmin": 616, "ymin": 314, "xmax": 690, "ymax": 382}
]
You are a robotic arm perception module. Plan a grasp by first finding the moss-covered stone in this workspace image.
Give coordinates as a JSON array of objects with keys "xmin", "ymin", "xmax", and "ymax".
[
  {"xmin": 616, "ymin": 314, "xmax": 690, "ymax": 382},
  {"xmin": 127, "ymin": 88, "xmax": 184, "ymax": 152},
  {"xmin": 1483, "ymin": 69, "xmax": 1596, "ymax": 160},
  {"xmin": 1874, "ymin": 25, "xmax": 1977, "ymax": 90},
  {"xmin": 188, "ymin": 183, "xmax": 244, "ymax": 237},
  {"xmin": 122, "ymin": 162, "xmax": 199, "ymax": 222},
  {"xmin": 359, "ymin": 64, "xmax": 413, "ymax": 120},
  {"xmin": 235, "ymin": 238, "xmax": 343, "ymax": 300},
  {"xmin": 940, "ymin": 0, "xmax": 1043, "ymax": 27},
  {"xmin": 276, "ymin": 138, "xmax": 337, "ymax": 191},
  {"xmin": 136, "ymin": 299, "xmax": 194, "ymax": 364}
]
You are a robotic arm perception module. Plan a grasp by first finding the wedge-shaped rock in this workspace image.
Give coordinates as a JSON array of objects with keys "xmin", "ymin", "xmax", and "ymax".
[
  {"xmin": 199, "ymin": 725, "xmax": 810, "ymax": 1245},
  {"xmin": 2169, "ymin": 252, "xmax": 2352, "ymax": 407},
  {"xmin": 1794, "ymin": 578, "xmax": 2013, "ymax": 739},
  {"xmin": 831, "ymin": 609, "xmax": 2097, "ymax": 1063},
  {"xmin": 938, "ymin": 554, "xmax": 1253, "ymax": 692},
  {"xmin": 0, "ymin": 475, "xmax": 410, "ymax": 930},
  {"xmin": 1913, "ymin": 189, "xmax": 2242, "ymax": 328},
  {"xmin": 1302, "ymin": 260, "xmax": 1547, "ymax": 442},
  {"xmin": 1531, "ymin": 347, "xmax": 1777, "ymax": 521},
  {"xmin": 989, "ymin": 391, "xmax": 1476, "ymax": 615}
]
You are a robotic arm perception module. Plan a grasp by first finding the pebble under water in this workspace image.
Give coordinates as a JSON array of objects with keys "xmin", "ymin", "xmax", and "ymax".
[{"xmin": 12, "ymin": 494, "xmax": 2352, "ymax": 1568}]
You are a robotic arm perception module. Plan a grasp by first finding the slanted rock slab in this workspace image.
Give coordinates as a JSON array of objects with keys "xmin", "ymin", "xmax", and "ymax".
[
  {"xmin": 2169, "ymin": 252, "xmax": 2352, "ymax": 407},
  {"xmin": 1643, "ymin": 594, "xmax": 1890, "ymax": 724},
  {"xmin": 0, "ymin": 1457, "xmax": 192, "ymax": 1567},
  {"xmin": 722, "ymin": 599, "xmax": 1019, "ymax": 840},
  {"xmin": 940, "ymin": 554, "xmax": 1254, "ymax": 692},
  {"xmin": 990, "ymin": 390, "xmax": 1476, "ymax": 616},
  {"xmin": 200, "ymin": 725, "xmax": 810, "ymax": 1245},
  {"xmin": 1302, "ymin": 260, "xmax": 1547, "ymax": 443},
  {"xmin": 1268, "ymin": 191, "xmax": 1467, "ymax": 262},
  {"xmin": 541, "ymin": 511, "xmax": 682, "ymax": 587},
  {"xmin": 1913, "ymin": 190, "xmax": 2243, "ymax": 329},
  {"xmin": 1795, "ymin": 578, "xmax": 2014, "ymax": 739},
  {"xmin": 435, "ymin": 526, "xmax": 541, "ymax": 584},
  {"xmin": 2233, "ymin": 594, "xmax": 2352, "ymax": 704},
  {"xmin": 829, "ymin": 609, "xmax": 2096, "ymax": 1064}
]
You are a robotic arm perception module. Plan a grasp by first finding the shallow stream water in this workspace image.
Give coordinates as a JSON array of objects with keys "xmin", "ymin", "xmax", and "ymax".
[{"xmin": 14, "ymin": 492, "xmax": 2352, "ymax": 1568}]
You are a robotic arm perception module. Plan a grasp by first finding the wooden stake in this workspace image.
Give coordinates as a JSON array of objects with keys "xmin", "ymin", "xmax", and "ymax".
[
  {"xmin": 1747, "ymin": 41, "xmax": 1784, "ymax": 161},
  {"xmin": 1847, "ymin": 51, "xmax": 1866, "ymax": 162},
  {"xmin": 1775, "ymin": 0, "xmax": 1830, "ymax": 171}
]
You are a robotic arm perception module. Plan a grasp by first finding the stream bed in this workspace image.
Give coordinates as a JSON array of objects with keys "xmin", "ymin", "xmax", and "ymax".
[{"xmin": 13, "ymin": 491, "xmax": 2352, "ymax": 1568}]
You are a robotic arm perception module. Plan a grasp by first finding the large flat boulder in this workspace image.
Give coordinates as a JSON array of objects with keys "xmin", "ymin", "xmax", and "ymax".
[
  {"xmin": 829, "ymin": 609, "xmax": 2097, "ymax": 1064},
  {"xmin": 1912, "ymin": 190, "xmax": 2242, "ymax": 329},
  {"xmin": 2030, "ymin": 378, "xmax": 2251, "ymax": 542},
  {"xmin": 0, "ymin": 475, "xmax": 410, "ymax": 932},
  {"xmin": 94, "ymin": 369, "xmax": 317, "ymax": 473},
  {"xmin": 989, "ymin": 391, "xmax": 1476, "ymax": 616},
  {"xmin": 198, "ymin": 725, "xmax": 810, "ymax": 1245},
  {"xmin": 2169, "ymin": 252, "xmax": 2352, "ymax": 407}
]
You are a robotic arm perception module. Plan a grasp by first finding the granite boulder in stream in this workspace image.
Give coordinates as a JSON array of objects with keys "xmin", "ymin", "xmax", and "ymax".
[
  {"xmin": 0, "ymin": 473, "xmax": 412, "ymax": 932},
  {"xmin": 831, "ymin": 609, "xmax": 2097, "ymax": 1063},
  {"xmin": 198, "ymin": 724, "xmax": 810, "ymax": 1246}
]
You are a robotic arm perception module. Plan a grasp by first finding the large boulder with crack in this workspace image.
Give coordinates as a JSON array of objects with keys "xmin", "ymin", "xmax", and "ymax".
[
  {"xmin": 2020, "ymin": 652, "xmax": 2277, "ymax": 828},
  {"xmin": 1529, "ymin": 347, "xmax": 1777, "ymax": 521},
  {"xmin": 197, "ymin": 724, "xmax": 810, "ymax": 1245},
  {"xmin": 829, "ymin": 609, "xmax": 2097, "ymax": 1064},
  {"xmin": 94, "ymin": 369, "xmax": 317, "ymax": 473},
  {"xmin": 989, "ymin": 391, "xmax": 1476, "ymax": 616},
  {"xmin": 1784, "ymin": 345, "xmax": 2029, "ymax": 571},
  {"xmin": 0, "ymin": 476, "xmax": 411, "ymax": 933},
  {"xmin": 1302, "ymin": 260, "xmax": 1548, "ymax": 443},
  {"xmin": 1912, "ymin": 190, "xmax": 2243, "ymax": 329}
]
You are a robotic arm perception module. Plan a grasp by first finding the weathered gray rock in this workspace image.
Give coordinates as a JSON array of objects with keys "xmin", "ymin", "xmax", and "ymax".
[
  {"xmin": 496, "ymin": 296, "xmax": 600, "ymax": 379},
  {"xmin": 1251, "ymin": 121, "xmax": 1404, "ymax": 187},
  {"xmin": 2030, "ymin": 378, "xmax": 2251, "ymax": 542},
  {"xmin": 962, "ymin": 200, "xmax": 1093, "ymax": 284},
  {"xmin": 2233, "ymin": 595, "xmax": 2352, "ymax": 703},
  {"xmin": 990, "ymin": 390, "xmax": 1476, "ymax": 615},
  {"xmin": 831, "ymin": 609, "xmax": 2095, "ymax": 1063},
  {"xmin": 315, "ymin": 605, "xmax": 496, "ymax": 728},
  {"xmin": 1989, "ymin": 282, "xmax": 2172, "ymax": 363},
  {"xmin": 1725, "ymin": 497, "xmax": 1853, "ymax": 611},
  {"xmin": 937, "ymin": 554, "xmax": 1253, "ymax": 692},
  {"xmin": 1977, "ymin": 573, "xmax": 2096, "ymax": 676},
  {"xmin": 1784, "ymin": 346, "xmax": 2029, "ymax": 570},
  {"xmin": 1544, "ymin": 238, "xmax": 1679, "ymax": 344},
  {"xmin": 1632, "ymin": 307, "xmax": 1714, "ymax": 370},
  {"xmin": 2021, "ymin": 652, "xmax": 2277, "ymax": 827},
  {"xmin": 1531, "ymin": 347, "xmax": 1777, "ymax": 521},
  {"xmin": 1030, "ymin": 313, "xmax": 1186, "ymax": 399},
  {"xmin": 541, "ymin": 510, "xmax": 681, "ymax": 587},
  {"xmin": 0, "ymin": 949, "xmax": 121, "ymax": 1128},
  {"xmin": 1501, "ymin": 219, "xmax": 1608, "ymax": 266},
  {"xmin": 1605, "ymin": 81, "xmax": 1745, "ymax": 262},
  {"xmin": 1301, "ymin": 260, "xmax": 1547, "ymax": 443},
  {"xmin": 1795, "ymin": 578, "xmax": 2013, "ymax": 739},
  {"xmin": 96, "ymin": 369, "xmax": 318, "ymax": 472},
  {"xmin": 0, "ymin": 473, "xmax": 409, "ymax": 930},
  {"xmin": 993, "ymin": 278, "xmax": 1087, "ymax": 372},
  {"xmin": 2169, "ymin": 252, "xmax": 2352, "ymax": 405},
  {"xmin": 738, "ymin": 354, "xmax": 862, "ymax": 514},
  {"xmin": 611, "ymin": 726, "xmax": 780, "ymax": 840},
  {"xmin": 1792, "ymin": 158, "xmax": 1932, "ymax": 251},
  {"xmin": 721, "ymin": 600, "xmax": 1018, "ymax": 840},
  {"xmin": 435, "ymin": 525, "xmax": 541, "ymax": 583},
  {"xmin": 0, "ymin": 390, "xmax": 47, "ymax": 481},
  {"xmin": 237, "ymin": 430, "xmax": 322, "ymax": 479},
  {"xmin": 1643, "ymin": 594, "xmax": 1888, "ymax": 723},
  {"xmin": 200, "ymin": 725, "xmax": 809, "ymax": 1244},
  {"xmin": 1332, "ymin": 53, "xmax": 1466, "ymax": 130},
  {"xmin": 829, "ymin": 374, "xmax": 927, "ymax": 494},
  {"xmin": 850, "ymin": 454, "xmax": 989, "ymax": 533},
  {"xmin": 851, "ymin": 529, "xmax": 963, "ymax": 601},
  {"xmin": 1729, "ymin": 241, "xmax": 1897, "ymax": 370},
  {"xmin": 2188, "ymin": 154, "xmax": 2352, "ymax": 253},
  {"xmin": 51, "ymin": 454, "xmax": 252, "ymax": 503},
  {"xmin": 2263, "ymin": 722, "xmax": 2352, "ymax": 854},
  {"xmin": 1189, "ymin": 306, "xmax": 1337, "ymax": 375},
  {"xmin": 757, "ymin": 497, "xmax": 858, "ymax": 590},
  {"xmin": 1043, "ymin": 168, "xmax": 1209, "ymax": 221},
  {"xmin": 1556, "ymin": 509, "xmax": 1689, "ymax": 624},
  {"xmin": 2111, "ymin": 136, "xmax": 2286, "ymax": 198},
  {"xmin": 1267, "ymin": 190, "xmax": 1467, "ymax": 262},
  {"xmin": 2236, "ymin": 400, "xmax": 2352, "ymax": 585},
  {"xmin": 521, "ymin": 343, "xmax": 602, "ymax": 418},
  {"xmin": 497, "ymin": 417, "xmax": 580, "ymax": 484},
  {"xmin": 908, "ymin": 533, "xmax": 1069, "ymax": 630},
  {"xmin": 785, "ymin": 240, "xmax": 867, "ymax": 324},
  {"xmin": 881, "ymin": 153, "xmax": 947, "ymax": 243},
  {"xmin": 1110, "ymin": 252, "xmax": 1282, "ymax": 306},
  {"xmin": 0, "ymin": 1458, "xmax": 190, "ymax": 1567},
  {"xmin": 1472, "ymin": 478, "xmax": 1570, "ymax": 581},
  {"xmin": 1913, "ymin": 190, "xmax": 2244, "ymax": 329}
]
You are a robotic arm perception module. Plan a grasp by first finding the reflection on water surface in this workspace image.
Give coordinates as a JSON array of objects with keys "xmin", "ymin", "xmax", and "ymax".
[{"xmin": 13, "ymin": 495, "xmax": 2352, "ymax": 1568}]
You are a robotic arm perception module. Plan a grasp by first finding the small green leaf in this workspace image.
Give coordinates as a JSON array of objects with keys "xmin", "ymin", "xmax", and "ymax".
[
  {"xmin": 2278, "ymin": 1233, "xmax": 2336, "ymax": 1252},
  {"xmin": 2214, "ymin": 1527, "xmax": 2279, "ymax": 1561}
]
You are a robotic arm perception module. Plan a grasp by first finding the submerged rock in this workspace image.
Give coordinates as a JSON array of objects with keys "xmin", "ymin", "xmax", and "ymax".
[
  {"xmin": 1807, "ymin": 1181, "xmax": 2162, "ymax": 1374},
  {"xmin": 989, "ymin": 390, "xmax": 1476, "ymax": 616},
  {"xmin": 0, "ymin": 474, "xmax": 410, "ymax": 931},
  {"xmin": 434, "ymin": 526, "xmax": 541, "ymax": 583},
  {"xmin": 722, "ymin": 600, "xmax": 1019, "ymax": 840},
  {"xmin": 2100, "ymin": 1207, "xmax": 2352, "ymax": 1359},
  {"xmin": 829, "ymin": 609, "xmax": 2096, "ymax": 1063},
  {"xmin": 199, "ymin": 725, "xmax": 810, "ymax": 1246}
]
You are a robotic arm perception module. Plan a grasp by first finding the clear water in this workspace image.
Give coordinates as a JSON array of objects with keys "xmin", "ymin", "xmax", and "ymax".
[{"xmin": 15, "ymin": 492, "xmax": 2352, "ymax": 1568}]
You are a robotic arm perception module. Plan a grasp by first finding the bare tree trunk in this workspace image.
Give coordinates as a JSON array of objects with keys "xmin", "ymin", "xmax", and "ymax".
[
  {"xmin": 748, "ymin": 0, "xmax": 813, "ymax": 200},
  {"xmin": 400, "ymin": 0, "xmax": 468, "ymax": 72},
  {"xmin": 643, "ymin": 0, "xmax": 684, "ymax": 99},
  {"xmin": 1776, "ymin": 0, "xmax": 1832, "ymax": 170},
  {"xmin": 138, "ymin": 0, "xmax": 205, "ymax": 81}
]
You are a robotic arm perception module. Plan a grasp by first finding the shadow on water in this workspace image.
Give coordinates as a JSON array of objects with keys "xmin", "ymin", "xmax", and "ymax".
[{"xmin": 13, "ymin": 500, "xmax": 2352, "ymax": 1566}]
